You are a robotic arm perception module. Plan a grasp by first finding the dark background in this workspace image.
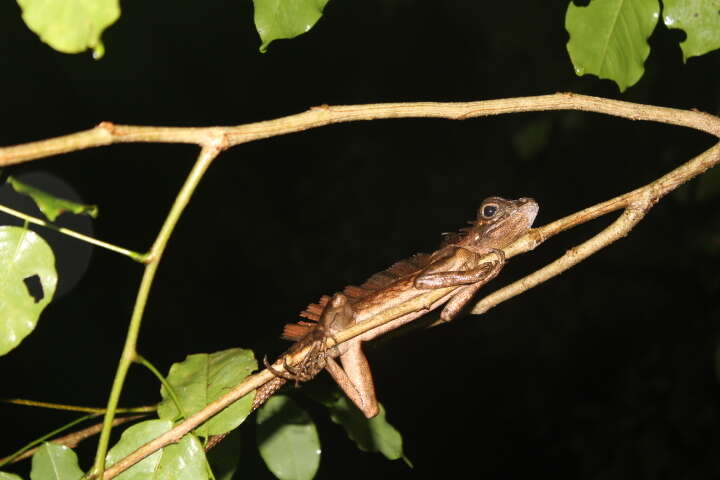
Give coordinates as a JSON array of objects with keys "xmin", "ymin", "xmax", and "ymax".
[{"xmin": 2, "ymin": 1, "xmax": 720, "ymax": 479}]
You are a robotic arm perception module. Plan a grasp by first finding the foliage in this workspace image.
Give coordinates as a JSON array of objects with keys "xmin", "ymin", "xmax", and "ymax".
[
  {"xmin": 11, "ymin": 0, "xmax": 720, "ymax": 91},
  {"xmin": 566, "ymin": 0, "xmax": 720, "ymax": 91}
]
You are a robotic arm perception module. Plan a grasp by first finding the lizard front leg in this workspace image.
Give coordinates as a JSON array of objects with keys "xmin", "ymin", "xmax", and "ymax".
[{"xmin": 413, "ymin": 248, "xmax": 505, "ymax": 289}]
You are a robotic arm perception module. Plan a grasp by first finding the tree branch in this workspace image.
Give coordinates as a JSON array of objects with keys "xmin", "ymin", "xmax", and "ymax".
[{"xmin": 1, "ymin": 93, "xmax": 719, "ymax": 167}]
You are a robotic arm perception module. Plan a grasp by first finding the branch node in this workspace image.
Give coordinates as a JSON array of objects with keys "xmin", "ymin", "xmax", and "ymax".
[{"xmin": 97, "ymin": 121, "xmax": 116, "ymax": 134}]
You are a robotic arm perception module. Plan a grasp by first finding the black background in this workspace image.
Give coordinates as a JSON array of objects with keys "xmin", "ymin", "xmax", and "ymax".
[{"xmin": 2, "ymin": 1, "xmax": 720, "ymax": 479}]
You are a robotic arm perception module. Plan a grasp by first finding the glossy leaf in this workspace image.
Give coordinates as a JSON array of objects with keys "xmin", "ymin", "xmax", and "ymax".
[
  {"xmin": 30, "ymin": 444, "xmax": 82, "ymax": 480},
  {"xmin": 7, "ymin": 176, "xmax": 98, "ymax": 222},
  {"xmin": 664, "ymin": 0, "xmax": 720, "ymax": 60},
  {"xmin": 106, "ymin": 420, "xmax": 173, "ymax": 480},
  {"xmin": 106, "ymin": 419, "xmax": 208, "ymax": 480},
  {"xmin": 566, "ymin": 0, "xmax": 659, "ymax": 91},
  {"xmin": 256, "ymin": 396, "xmax": 320, "ymax": 480},
  {"xmin": 0, "ymin": 472, "xmax": 23, "ymax": 480},
  {"xmin": 325, "ymin": 395, "xmax": 405, "ymax": 461},
  {"xmin": 253, "ymin": 0, "xmax": 331, "ymax": 52},
  {"xmin": 17, "ymin": 0, "xmax": 120, "ymax": 58},
  {"xmin": 157, "ymin": 348, "xmax": 257, "ymax": 437},
  {"xmin": 0, "ymin": 226, "xmax": 57, "ymax": 356}
]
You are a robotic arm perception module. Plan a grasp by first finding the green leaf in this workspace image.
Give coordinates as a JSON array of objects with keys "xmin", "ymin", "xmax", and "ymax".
[
  {"xmin": 663, "ymin": 0, "xmax": 720, "ymax": 60},
  {"xmin": 30, "ymin": 444, "xmax": 82, "ymax": 480},
  {"xmin": 0, "ymin": 472, "xmax": 24, "ymax": 480},
  {"xmin": 106, "ymin": 419, "xmax": 208, "ymax": 480},
  {"xmin": 324, "ymin": 395, "xmax": 405, "ymax": 462},
  {"xmin": 17, "ymin": 0, "xmax": 120, "ymax": 58},
  {"xmin": 256, "ymin": 396, "xmax": 320, "ymax": 480},
  {"xmin": 252, "ymin": 0, "xmax": 331, "ymax": 53},
  {"xmin": 106, "ymin": 420, "xmax": 173, "ymax": 480},
  {"xmin": 206, "ymin": 429, "xmax": 241, "ymax": 480},
  {"xmin": 566, "ymin": 0, "xmax": 660, "ymax": 91},
  {"xmin": 0, "ymin": 226, "xmax": 57, "ymax": 356},
  {"xmin": 7, "ymin": 176, "xmax": 98, "ymax": 222},
  {"xmin": 157, "ymin": 348, "xmax": 257, "ymax": 437}
]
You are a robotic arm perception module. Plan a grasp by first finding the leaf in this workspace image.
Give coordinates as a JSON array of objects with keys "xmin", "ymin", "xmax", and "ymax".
[
  {"xmin": 157, "ymin": 348, "xmax": 257, "ymax": 437},
  {"xmin": 252, "ymin": 0, "xmax": 331, "ymax": 53},
  {"xmin": 0, "ymin": 226, "xmax": 57, "ymax": 356},
  {"xmin": 206, "ymin": 429, "xmax": 242, "ymax": 480},
  {"xmin": 106, "ymin": 419, "xmax": 208, "ymax": 480},
  {"xmin": 17, "ymin": 0, "xmax": 120, "ymax": 58},
  {"xmin": 663, "ymin": 0, "xmax": 720, "ymax": 60},
  {"xmin": 30, "ymin": 444, "xmax": 82, "ymax": 480},
  {"xmin": 565, "ymin": 0, "xmax": 660, "ymax": 91},
  {"xmin": 7, "ymin": 176, "xmax": 98, "ymax": 222},
  {"xmin": 106, "ymin": 420, "xmax": 173, "ymax": 480},
  {"xmin": 0, "ymin": 472, "xmax": 24, "ymax": 480},
  {"xmin": 324, "ymin": 395, "xmax": 405, "ymax": 462},
  {"xmin": 256, "ymin": 396, "xmax": 320, "ymax": 480}
]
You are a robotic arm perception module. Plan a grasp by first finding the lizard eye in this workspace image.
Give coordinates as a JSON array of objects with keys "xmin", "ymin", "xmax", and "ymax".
[{"xmin": 481, "ymin": 203, "xmax": 499, "ymax": 218}]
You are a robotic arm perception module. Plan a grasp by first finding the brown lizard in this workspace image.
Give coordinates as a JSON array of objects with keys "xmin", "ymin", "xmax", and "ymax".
[
  {"xmin": 206, "ymin": 197, "xmax": 538, "ymax": 450},
  {"xmin": 265, "ymin": 196, "xmax": 539, "ymax": 418}
]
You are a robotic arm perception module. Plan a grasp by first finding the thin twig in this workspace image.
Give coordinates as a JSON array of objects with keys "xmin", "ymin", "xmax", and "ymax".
[
  {"xmin": 1, "ymin": 398, "xmax": 156, "ymax": 414},
  {"xmin": 1, "ymin": 94, "xmax": 719, "ymax": 167},
  {"xmin": 0, "ymin": 204, "xmax": 146, "ymax": 261},
  {"xmin": 2, "ymin": 415, "xmax": 147, "ymax": 464},
  {"xmin": 90, "ymin": 143, "xmax": 223, "ymax": 478}
]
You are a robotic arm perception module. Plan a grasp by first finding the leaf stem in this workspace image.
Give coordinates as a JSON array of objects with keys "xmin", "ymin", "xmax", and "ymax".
[
  {"xmin": 0, "ymin": 414, "xmax": 96, "ymax": 467},
  {"xmin": 0, "ymin": 203, "xmax": 145, "ymax": 262},
  {"xmin": 0, "ymin": 398, "xmax": 155, "ymax": 414},
  {"xmin": 136, "ymin": 354, "xmax": 187, "ymax": 420},
  {"xmin": 90, "ymin": 144, "xmax": 221, "ymax": 478}
]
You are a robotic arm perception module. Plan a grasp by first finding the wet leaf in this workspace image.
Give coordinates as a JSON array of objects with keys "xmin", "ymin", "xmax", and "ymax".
[
  {"xmin": 566, "ymin": 0, "xmax": 659, "ymax": 91},
  {"xmin": 664, "ymin": 0, "xmax": 720, "ymax": 60},
  {"xmin": 253, "ymin": 0, "xmax": 330, "ymax": 52}
]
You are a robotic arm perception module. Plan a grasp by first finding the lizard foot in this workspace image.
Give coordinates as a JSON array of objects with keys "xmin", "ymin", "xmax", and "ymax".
[{"xmin": 263, "ymin": 340, "xmax": 329, "ymax": 386}]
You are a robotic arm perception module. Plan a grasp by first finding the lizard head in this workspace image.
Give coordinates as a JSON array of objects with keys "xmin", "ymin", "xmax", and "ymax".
[{"xmin": 459, "ymin": 196, "xmax": 539, "ymax": 253}]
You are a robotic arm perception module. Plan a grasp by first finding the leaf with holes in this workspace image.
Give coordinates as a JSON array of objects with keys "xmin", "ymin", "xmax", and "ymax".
[
  {"xmin": 0, "ymin": 226, "xmax": 57, "ymax": 356},
  {"xmin": 17, "ymin": 0, "xmax": 120, "ymax": 58},
  {"xmin": 664, "ymin": 0, "xmax": 720, "ymax": 61},
  {"xmin": 565, "ymin": 0, "xmax": 659, "ymax": 91},
  {"xmin": 7, "ymin": 176, "xmax": 98, "ymax": 222},
  {"xmin": 30, "ymin": 444, "xmax": 83, "ymax": 480},
  {"xmin": 106, "ymin": 420, "xmax": 208, "ymax": 480},
  {"xmin": 256, "ymin": 396, "xmax": 320, "ymax": 480},
  {"xmin": 157, "ymin": 348, "xmax": 257, "ymax": 437},
  {"xmin": 253, "ymin": 0, "xmax": 330, "ymax": 52}
]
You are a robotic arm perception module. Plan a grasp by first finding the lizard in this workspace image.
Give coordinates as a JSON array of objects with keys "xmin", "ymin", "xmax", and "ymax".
[
  {"xmin": 263, "ymin": 196, "xmax": 539, "ymax": 418},
  {"xmin": 206, "ymin": 196, "xmax": 538, "ymax": 450}
]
